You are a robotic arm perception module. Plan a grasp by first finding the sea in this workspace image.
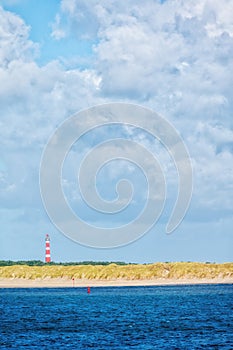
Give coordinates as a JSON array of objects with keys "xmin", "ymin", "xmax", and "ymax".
[{"xmin": 1, "ymin": 284, "xmax": 233, "ymax": 349}]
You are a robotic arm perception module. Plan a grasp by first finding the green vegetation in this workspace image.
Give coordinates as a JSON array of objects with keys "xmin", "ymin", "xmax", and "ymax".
[
  {"xmin": 0, "ymin": 260, "xmax": 129, "ymax": 267},
  {"xmin": 0, "ymin": 262, "xmax": 232, "ymax": 280}
]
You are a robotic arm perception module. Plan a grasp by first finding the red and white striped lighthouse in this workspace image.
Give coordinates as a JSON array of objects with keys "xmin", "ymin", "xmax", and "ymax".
[{"xmin": 45, "ymin": 234, "xmax": 51, "ymax": 263}]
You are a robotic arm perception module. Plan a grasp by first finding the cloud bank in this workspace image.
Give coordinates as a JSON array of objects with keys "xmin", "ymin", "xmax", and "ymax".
[{"xmin": 0, "ymin": 1, "xmax": 232, "ymax": 257}]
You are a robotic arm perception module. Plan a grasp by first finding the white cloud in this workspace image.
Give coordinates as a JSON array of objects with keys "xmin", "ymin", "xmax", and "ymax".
[
  {"xmin": 0, "ymin": 5, "xmax": 103, "ymax": 212},
  {"xmin": 203, "ymin": 0, "xmax": 233, "ymax": 38},
  {"xmin": 0, "ymin": 5, "xmax": 102, "ymax": 149},
  {"xmin": 0, "ymin": 6, "xmax": 38, "ymax": 67},
  {"xmin": 51, "ymin": 14, "xmax": 66, "ymax": 40},
  {"xmin": 52, "ymin": 0, "xmax": 233, "ymax": 127},
  {"xmin": 0, "ymin": 1, "xmax": 233, "ymax": 227}
]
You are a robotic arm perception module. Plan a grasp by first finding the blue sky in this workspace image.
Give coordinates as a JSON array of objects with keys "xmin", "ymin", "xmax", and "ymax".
[{"xmin": 0, "ymin": 0, "xmax": 233, "ymax": 262}]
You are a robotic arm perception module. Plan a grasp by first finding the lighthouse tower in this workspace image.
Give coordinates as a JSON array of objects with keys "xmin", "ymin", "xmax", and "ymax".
[{"xmin": 45, "ymin": 234, "xmax": 51, "ymax": 263}]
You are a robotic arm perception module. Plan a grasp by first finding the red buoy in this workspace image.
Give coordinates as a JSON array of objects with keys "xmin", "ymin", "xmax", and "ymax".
[{"xmin": 87, "ymin": 286, "xmax": 91, "ymax": 294}]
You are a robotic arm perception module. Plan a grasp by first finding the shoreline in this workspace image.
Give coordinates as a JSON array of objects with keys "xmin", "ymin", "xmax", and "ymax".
[{"xmin": 1, "ymin": 277, "xmax": 232, "ymax": 288}]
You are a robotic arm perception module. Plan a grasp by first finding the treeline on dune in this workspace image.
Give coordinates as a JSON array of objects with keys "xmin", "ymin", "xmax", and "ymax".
[
  {"xmin": 0, "ymin": 260, "xmax": 130, "ymax": 267},
  {"xmin": 0, "ymin": 262, "xmax": 232, "ymax": 280}
]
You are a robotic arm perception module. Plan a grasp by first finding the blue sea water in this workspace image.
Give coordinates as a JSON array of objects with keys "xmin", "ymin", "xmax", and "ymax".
[{"xmin": 0, "ymin": 284, "xmax": 233, "ymax": 349}]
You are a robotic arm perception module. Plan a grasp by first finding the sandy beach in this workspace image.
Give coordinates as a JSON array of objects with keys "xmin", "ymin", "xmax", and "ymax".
[{"xmin": 1, "ymin": 277, "xmax": 232, "ymax": 288}]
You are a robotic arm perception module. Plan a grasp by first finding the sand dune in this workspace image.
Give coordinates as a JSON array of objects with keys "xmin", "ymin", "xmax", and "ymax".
[{"xmin": 1, "ymin": 262, "xmax": 232, "ymax": 287}]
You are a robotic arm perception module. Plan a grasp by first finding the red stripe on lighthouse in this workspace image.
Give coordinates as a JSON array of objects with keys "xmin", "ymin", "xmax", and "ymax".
[{"xmin": 45, "ymin": 234, "xmax": 51, "ymax": 263}]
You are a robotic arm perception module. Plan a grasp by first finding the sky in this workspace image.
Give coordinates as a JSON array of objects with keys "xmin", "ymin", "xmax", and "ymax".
[{"xmin": 0, "ymin": 0, "xmax": 233, "ymax": 263}]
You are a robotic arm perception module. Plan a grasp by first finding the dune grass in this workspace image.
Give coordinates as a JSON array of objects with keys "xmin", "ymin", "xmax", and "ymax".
[{"xmin": 0, "ymin": 262, "xmax": 232, "ymax": 280}]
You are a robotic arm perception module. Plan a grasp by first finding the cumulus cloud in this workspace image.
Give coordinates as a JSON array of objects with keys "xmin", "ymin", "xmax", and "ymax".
[
  {"xmin": 0, "ymin": 5, "xmax": 102, "ymax": 211},
  {"xmin": 0, "ymin": 1, "xmax": 233, "ymax": 228},
  {"xmin": 50, "ymin": 0, "xmax": 233, "ymax": 128},
  {"xmin": 0, "ymin": 6, "xmax": 102, "ymax": 148},
  {"xmin": 0, "ymin": 6, "xmax": 38, "ymax": 67}
]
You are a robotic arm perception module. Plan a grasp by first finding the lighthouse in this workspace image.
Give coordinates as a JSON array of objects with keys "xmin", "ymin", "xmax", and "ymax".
[{"xmin": 45, "ymin": 234, "xmax": 51, "ymax": 263}]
